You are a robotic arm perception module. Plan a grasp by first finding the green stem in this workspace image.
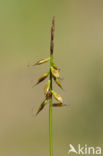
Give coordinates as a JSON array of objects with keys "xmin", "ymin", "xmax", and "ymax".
[{"xmin": 49, "ymin": 54, "xmax": 53, "ymax": 156}]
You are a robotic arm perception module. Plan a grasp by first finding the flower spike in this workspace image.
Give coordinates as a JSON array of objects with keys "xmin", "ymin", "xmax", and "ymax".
[{"xmin": 32, "ymin": 17, "xmax": 65, "ymax": 156}]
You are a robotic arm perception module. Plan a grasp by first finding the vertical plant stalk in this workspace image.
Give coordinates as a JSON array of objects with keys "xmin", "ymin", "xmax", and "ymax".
[
  {"xmin": 34, "ymin": 16, "xmax": 64, "ymax": 156},
  {"xmin": 49, "ymin": 16, "xmax": 55, "ymax": 156}
]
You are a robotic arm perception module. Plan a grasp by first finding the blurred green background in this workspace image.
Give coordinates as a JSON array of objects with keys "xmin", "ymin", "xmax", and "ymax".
[{"xmin": 0, "ymin": 0, "xmax": 103, "ymax": 156}]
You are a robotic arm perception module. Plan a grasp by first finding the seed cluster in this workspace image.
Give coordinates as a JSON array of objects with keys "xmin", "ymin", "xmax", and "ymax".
[{"xmin": 33, "ymin": 17, "xmax": 65, "ymax": 116}]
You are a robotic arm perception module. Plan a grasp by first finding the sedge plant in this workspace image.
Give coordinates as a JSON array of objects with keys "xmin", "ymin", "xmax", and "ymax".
[{"xmin": 33, "ymin": 16, "xmax": 65, "ymax": 156}]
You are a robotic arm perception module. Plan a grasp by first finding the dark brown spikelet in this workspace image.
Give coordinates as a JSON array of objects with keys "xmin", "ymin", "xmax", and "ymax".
[
  {"xmin": 36, "ymin": 99, "xmax": 48, "ymax": 116},
  {"xmin": 52, "ymin": 103, "xmax": 66, "ymax": 107},
  {"xmin": 33, "ymin": 72, "xmax": 49, "ymax": 87},
  {"xmin": 50, "ymin": 40, "xmax": 54, "ymax": 54},
  {"xmin": 50, "ymin": 16, "xmax": 55, "ymax": 54}
]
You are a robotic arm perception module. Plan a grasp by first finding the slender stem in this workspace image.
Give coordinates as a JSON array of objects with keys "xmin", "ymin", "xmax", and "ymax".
[
  {"xmin": 49, "ymin": 54, "xmax": 53, "ymax": 156},
  {"xmin": 49, "ymin": 16, "xmax": 55, "ymax": 156}
]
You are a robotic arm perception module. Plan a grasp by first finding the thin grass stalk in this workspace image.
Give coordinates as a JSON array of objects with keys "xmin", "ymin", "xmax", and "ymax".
[
  {"xmin": 34, "ymin": 16, "xmax": 64, "ymax": 156},
  {"xmin": 49, "ymin": 16, "xmax": 55, "ymax": 156},
  {"xmin": 49, "ymin": 54, "xmax": 53, "ymax": 156}
]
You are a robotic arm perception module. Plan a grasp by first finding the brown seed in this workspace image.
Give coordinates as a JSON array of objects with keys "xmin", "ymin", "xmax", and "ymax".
[
  {"xmin": 53, "ymin": 77, "xmax": 63, "ymax": 89},
  {"xmin": 44, "ymin": 80, "xmax": 50, "ymax": 95},
  {"xmin": 52, "ymin": 90, "xmax": 63, "ymax": 103},
  {"xmin": 33, "ymin": 58, "xmax": 50, "ymax": 66},
  {"xmin": 36, "ymin": 99, "xmax": 48, "ymax": 116},
  {"xmin": 51, "ymin": 66, "xmax": 59, "ymax": 78},
  {"xmin": 33, "ymin": 72, "xmax": 49, "ymax": 87}
]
